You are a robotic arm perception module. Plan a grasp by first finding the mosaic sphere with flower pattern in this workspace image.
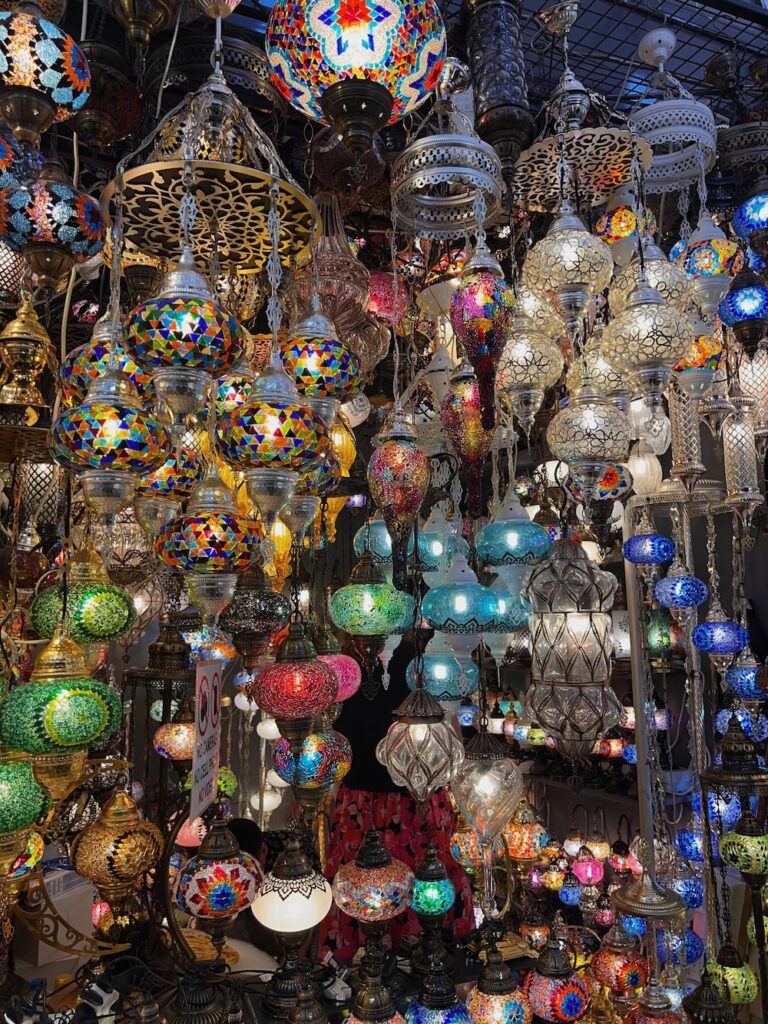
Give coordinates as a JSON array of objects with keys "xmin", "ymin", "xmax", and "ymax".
[
  {"xmin": 523, "ymin": 971, "xmax": 590, "ymax": 1024},
  {"xmin": 217, "ymin": 398, "xmax": 327, "ymax": 472},
  {"xmin": 155, "ymin": 511, "xmax": 259, "ymax": 574},
  {"xmin": 333, "ymin": 853, "xmax": 414, "ymax": 922},
  {"xmin": 61, "ymin": 336, "xmax": 154, "ymax": 405},
  {"xmin": 136, "ymin": 444, "xmax": 203, "ymax": 501},
  {"xmin": 0, "ymin": 678, "xmax": 121, "ymax": 754},
  {"xmin": 175, "ymin": 850, "xmax": 261, "ymax": 920},
  {"xmin": 125, "ymin": 296, "xmax": 241, "ymax": 375},
  {"xmin": 266, "ymin": 0, "xmax": 446, "ymax": 125},
  {"xmin": 280, "ymin": 333, "xmax": 363, "ymax": 399},
  {"xmin": 31, "ymin": 581, "xmax": 136, "ymax": 645},
  {"xmin": 565, "ymin": 463, "xmax": 632, "ymax": 503},
  {"xmin": 51, "ymin": 396, "xmax": 169, "ymax": 474},
  {"xmin": 2, "ymin": 177, "xmax": 105, "ymax": 259},
  {"xmin": 466, "ymin": 986, "xmax": 532, "ymax": 1024},
  {"xmin": 0, "ymin": 10, "xmax": 91, "ymax": 122},
  {"xmin": 274, "ymin": 730, "xmax": 352, "ymax": 787}
]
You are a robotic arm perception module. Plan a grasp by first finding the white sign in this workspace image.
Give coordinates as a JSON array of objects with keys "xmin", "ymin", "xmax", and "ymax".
[{"xmin": 189, "ymin": 660, "xmax": 223, "ymax": 823}]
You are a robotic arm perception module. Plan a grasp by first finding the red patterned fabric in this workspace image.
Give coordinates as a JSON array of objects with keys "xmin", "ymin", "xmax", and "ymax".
[{"xmin": 318, "ymin": 783, "xmax": 474, "ymax": 961}]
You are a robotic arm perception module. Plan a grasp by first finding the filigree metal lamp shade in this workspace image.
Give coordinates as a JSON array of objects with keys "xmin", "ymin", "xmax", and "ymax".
[
  {"xmin": 376, "ymin": 687, "xmax": 464, "ymax": 802},
  {"xmin": 522, "ymin": 210, "xmax": 612, "ymax": 330},
  {"xmin": 332, "ymin": 828, "xmax": 414, "ymax": 923},
  {"xmin": 546, "ymin": 379, "xmax": 630, "ymax": 506},
  {"xmin": 496, "ymin": 315, "xmax": 564, "ymax": 434},
  {"xmin": 602, "ymin": 282, "xmax": 692, "ymax": 406},
  {"xmin": 608, "ymin": 240, "xmax": 692, "ymax": 317},
  {"xmin": 266, "ymin": 0, "xmax": 446, "ymax": 150},
  {"xmin": 721, "ymin": 391, "xmax": 762, "ymax": 516},
  {"xmin": 565, "ymin": 327, "xmax": 631, "ymax": 410},
  {"xmin": 514, "ymin": 283, "xmax": 563, "ymax": 342},
  {"xmin": 0, "ymin": 8, "xmax": 91, "ymax": 144}
]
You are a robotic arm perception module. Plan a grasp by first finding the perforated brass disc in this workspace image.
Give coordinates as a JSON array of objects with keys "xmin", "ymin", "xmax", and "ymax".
[
  {"xmin": 102, "ymin": 162, "xmax": 320, "ymax": 274},
  {"xmin": 514, "ymin": 128, "xmax": 652, "ymax": 213}
]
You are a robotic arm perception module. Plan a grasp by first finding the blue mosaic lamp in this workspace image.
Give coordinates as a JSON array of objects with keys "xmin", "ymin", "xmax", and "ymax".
[
  {"xmin": 733, "ymin": 182, "xmax": 768, "ymax": 260},
  {"xmin": 692, "ymin": 612, "xmax": 748, "ymax": 668},
  {"xmin": 653, "ymin": 559, "xmax": 708, "ymax": 624},
  {"xmin": 715, "ymin": 706, "xmax": 768, "ymax": 742},
  {"xmin": 692, "ymin": 789, "xmax": 741, "ymax": 830},
  {"xmin": 558, "ymin": 870, "xmax": 582, "ymax": 906},
  {"xmin": 656, "ymin": 926, "xmax": 704, "ymax": 967},
  {"xmin": 674, "ymin": 818, "xmax": 718, "ymax": 863},
  {"xmin": 623, "ymin": 533, "xmax": 674, "ymax": 566},
  {"xmin": 671, "ymin": 870, "xmax": 704, "ymax": 910},
  {"xmin": 718, "ymin": 268, "xmax": 768, "ymax": 355},
  {"xmin": 724, "ymin": 648, "xmax": 765, "ymax": 701},
  {"xmin": 623, "ymin": 743, "xmax": 638, "ymax": 765},
  {"xmin": 476, "ymin": 486, "xmax": 551, "ymax": 585},
  {"xmin": 620, "ymin": 914, "xmax": 646, "ymax": 939}
]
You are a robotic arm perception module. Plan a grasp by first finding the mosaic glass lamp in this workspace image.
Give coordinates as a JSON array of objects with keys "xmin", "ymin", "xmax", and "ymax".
[
  {"xmin": 706, "ymin": 943, "xmax": 759, "ymax": 1006},
  {"xmin": 409, "ymin": 844, "xmax": 456, "ymax": 975},
  {"xmin": 724, "ymin": 648, "xmax": 765, "ymax": 701},
  {"xmin": 266, "ymin": 0, "xmax": 446, "ymax": 151},
  {"xmin": 0, "ymin": 627, "xmax": 121, "ymax": 755},
  {"xmin": 252, "ymin": 621, "xmax": 338, "ymax": 731},
  {"xmin": 466, "ymin": 943, "xmax": 532, "ymax": 1024},
  {"xmin": 153, "ymin": 700, "xmax": 196, "ymax": 763},
  {"xmin": 623, "ymin": 533, "xmax": 674, "ymax": 567},
  {"xmin": 0, "ymin": 753, "xmax": 49, "ymax": 835},
  {"xmin": 733, "ymin": 181, "xmax": 768, "ymax": 261},
  {"xmin": 674, "ymin": 318, "xmax": 723, "ymax": 399},
  {"xmin": 440, "ymin": 363, "xmax": 494, "ymax": 517},
  {"xmin": 653, "ymin": 560, "xmax": 708, "ymax": 623},
  {"xmin": 274, "ymin": 729, "xmax": 352, "ymax": 788},
  {"xmin": 0, "ymin": 8, "xmax": 91, "ymax": 144},
  {"xmin": 678, "ymin": 213, "xmax": 740, "ymax": 316},
  {"xmin": 720, "ymin": 808, "xmax": 768, "ymax": 877},
  {"xmin": 61, "ymin": 315, "xmax": 154, "ymax": 405},
  {"xmin": 315, "ymin": 626, "xmax": 362, "ymax": 702},
  {"xmin": 718, "ymin": 267, "xmax": 768, "ymax": 356},
  {"xmin": 330, "ymin": 550, "xmax": 413, "ymax": 638},
  {"xmin": 215, "ymin": 357, "xmax": 256, "ymax": 417},
  {"xmin": 523, "ymin": 934, "xmax": 590, "ymax": 1023},
  {"xmin": 281, "ymin": 302, "xmax": 364, "ymax": 400},
  {"xmin": 333, "ymin": 827, "xmax": 414, "ymax": 928}
]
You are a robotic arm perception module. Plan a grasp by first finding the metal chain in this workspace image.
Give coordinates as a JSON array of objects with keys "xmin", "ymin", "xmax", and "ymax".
[
  {"xmin": 390, "ymin": 203, "xmax": 401, "ymax": 408},
  {"xmin": 267, "ymin": 181, "xmax": 283, "ymax": 347}
]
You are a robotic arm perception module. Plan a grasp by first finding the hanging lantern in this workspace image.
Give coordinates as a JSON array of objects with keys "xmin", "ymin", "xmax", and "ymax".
[
  {"xmin": 718, "ymin": 268, "xmax": 768, "ymax": 357},
  {"xmin": 368, "ymin": 409, "xmax": 430, "ymax": 590},
  {"xmin": 280, "ymin": 302, "xmax": 364, "ymax": 400},
  {"xmin": 104, "ymin": 0, "xmax": 176, "ymax": 48},
  {"xmin": 73, "ymin": 41, "xmax": 141, "ymax": 150},
  {"xmin": 566, "ymin": 326, "xmax": 631, "ymax": 412},
  {"xmin": 153, "ymin": 699, "xmax": 196, "ymax": 762},
  {"xmin": 674, "ymin": 319, "xmax": 723, "ymax": 399},
  {"xmin": 4, "ymin": 158, "xmax": 105, "ymax": 292},
  {"xmin": 353, "ymin": 513, "xmax": 413, "ymax": 569},
  {"xmin": 135, "ymin": 440, "xmax": 203, "ymax": 537},
  {"xmin": 440, "ymin": 362, "xmax": 494, "ymax": 517},
  {"xmin": 547, "ymin": 375, "xmax": 630, "ymax": 508},
  {"xmin": 721, "ymin": 390, "xmax": 762, "ymax": 517},
  {"xmin": 274, "ymin": 730, "xmax": 352, "ymax": 788},
  {"xmin": 523, "ymin": 935, "xmax": 590, "ymax": 1023},
  {"xmin": 0, "ymin": 627, "xmax": 120, "ymax": 755},
  {"xmin": 407, "ymin": 633, "xmax": 479, "ymax": 709},
  {"xmin": 215, "ymin": 357, "xmax": 257, "ymax": 418},
  {"xmin": 720, "ymin": 808, "xmax": 768, "ymax": 876},
  {"xmin": 496, "ymin": 312, "xmax": 564, "ymax": 435},
  {"xmin": 0, "ymin": 297, "xmax": 54, "ymax": 406},
  {"xmin": 503, "ymin": 798, "xmax": 549, "ymax": 864},
  {"xmin": 0, "ymin": 7, "xmax": 91, "ymax": 145},
  {"xmin": 476, "ymin": 486, "xmax": 552, "ymax": 584},
  {"xmin": 522, "ymin": 207, "xmax": 612, "ymax": 336},
  {"xmin": 376, "ymin": 685, "xmax": 464, "ymax": 803},
  {"xmin": 654, "ymin": 559, "xmax": 709, "ymax": 624},
  {"xmin": 50, "ymin": 366, "xmax": 169, "ymax": 528},
  {"xmin": 266, "ymin": 0, "xmax": 446, "ymax": 152},
  {"xmin": 125, "ymin": 248, "xmax": 243, "ymax": 424},
  {"xmin": 678, "ymin": 213, "xmax": 740, "ymax": 316},
  {"xmin": 609, "ymin": 238, "xmax": 692, "ymax": 317},
  {"xmin": 219, "ymin": 567, "xmax": 291, "ymax": 670},
  {"xmin": 449, "ymin": 243, "xmax": 515, "ymax": 429},
  {"xmin": 706, "ymin": 944, "xmax": 759, "ymax": 1006},
  {"xmin": 733, "ymin": 177, "xmax": 768, "ymax": 261},
  {"xmin": 61, "ymin": 315, "xmax": 154, "ymax": 406}
]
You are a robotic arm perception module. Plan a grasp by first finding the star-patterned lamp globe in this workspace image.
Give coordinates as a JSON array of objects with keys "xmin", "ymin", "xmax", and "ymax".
[
  {"xmin": 50, "ymin": 366, "xmax": 169, "ymax": 526},
  {"xmin": 61, "ymin": 316, "xmax": 154, "ymax": 406},
  {"xmin": 591, "ymin": 924, "xmax": 649, "ymax": 1000},
  {"xmin": 691, "ymin": 617, "xmax": 748, "ymax": 659},
  {"xmin": 441, "ymin": 362, "xmax": 494, "ymax": 517},
  {"xmin": 720, "ymin": 809, "xmax": 768, "ymax": 877},
  {"xmin": 608, "ymin": 239, "xmax": 692, "ymax": 317},
  {"xmin": 332, "ymin": 827, "xmax": 414, "ymax": 923},
  {"xmin": 678, "ymin": 214, "xmax": 740, "ymax": 315},
  {"xmin": 718, "ymin": 268, "xmax": 768, "ymax": 356},
  {"xmin": 653, "ymin": 561, "xmax": 708, "ymax": 623},
  {"xmin": 0, "ymin": 628, "xmax": 121, "ymax": 756},
  {"xmin": 368, "ymin": 410, "xmax": 430, "ymax": 589},
  {"xmin": 274, "ymin": 729, "xmax": 352, "ymax": 787},
  {"xmin": 623, "ymin": 532, "xmax": 674, "ymax": 567},
  {"xmin": 496, "ymin": 313, "xmax": 564, "ymax": 434},
  {"xmin": 724, "ymin": 648, "xmax": 764, "ymax": 701},
  {"xmin": 449, "ymin": 246, "xmax": 515, "ymax": 429},
  {"xmin": 266, "ymin": 0, "xmax": 446, "ymax": 152},
  {"xmin": 0, "ymin": 7, "xmax": 90, "ymax": 144},
  {"xmin": 281, "ymin": 305, "xmax": 364, "ymax": 400},
  {"xmin": 175, "ymin": 817, "xmax": 262, "ymax": 923},
  {"xmin": 3, "ymin": 158, "xmax": 104, "ymax": 291}
]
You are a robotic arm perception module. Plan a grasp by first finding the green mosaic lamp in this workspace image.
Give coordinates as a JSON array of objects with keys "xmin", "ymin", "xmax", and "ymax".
[{"xmin": 0, "ymin": 751, "xmax": 49, "ymax": 874}]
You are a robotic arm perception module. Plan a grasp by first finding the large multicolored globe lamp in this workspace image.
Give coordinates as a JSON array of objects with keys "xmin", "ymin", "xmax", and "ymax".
[
  {"xmin": 0, "ymin": 7, "xmax": 91, "ymax": 145},
  {"xmin": 332, "ymin": 828, "xmax": 414, "ymax": 982},
  {"xmin": 466, "ymin": 943, "xmax": 532, "ymax": 1024},
  {"xmin": 125, "ymin": 247, "xmax": 242, "ymax": 425},
  {"xmin": 523, "ymin": 934, "xmax": 590, "ymax": 1023},
  {"xmin": 266, "ymin": 0, "xmax": 447, "ymax": 152},
  {"xmin": 280, "ymin": 300, "xmax": 364, "ymax": 404},
  {"xmin": 50, "ymin": 365, "xmax": 169, "ymax": 529}
]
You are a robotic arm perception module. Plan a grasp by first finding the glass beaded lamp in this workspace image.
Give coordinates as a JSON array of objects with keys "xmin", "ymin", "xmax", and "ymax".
[
  {"xmin": 61, "ymin": 315, "xmax": 154, "ymax": 406},
  {"xmin": 175, "ymin": 815, "xmax": 262, "ymax": 939},
  {"xmin": 153, "ymin": 701, "xmax": 196, "ymax": 763},
  {"xmin": 406, "ymin": 633, "xmax": 479, "ymax": 709},
  {"xmin": 315, "ymin": 626, "xmax": 362, "ymax": 702},
  {"xmin": 522, "ymin": 206, "xmax": 613, "ymax": 335},
  {"xmin": 706, "ymin": 944, "xmax": 759, "ymax": 1006},
  {"xmin": 125, "ymin": 247, "xmax": 242, "ymax": 422},
  {"xmin": 733, "ymin": 181, "xmax": 768, "ymax": 261},
  {"xmin": 466, "ymin": 943, "xmax": 532, "ymax": 1024},
  {"xmin": 449, "ymin": 242, "xmax": 515, "ymax": 429},
  {"xmin": 724, "ymin": 648, "xmax": 764, "ymax": 701},
  {"xmin": 602, "ymin": 281, "xmax": 692, "ymax": 409},
  {"xmin": 656, "ymin": 926, "xmax": 704, "ymax": 967},
  {"xmin": 572, "ymin": 845, "xmax": 604, "ymax": 885},
  {"xmin": 51, "ymin": 365, "xmax": 169, "ymax": 528},
  {"xmin": 440, "ymin": 362, "xmax": 494, "ymax": 517},
  {"xmin": 409, "ymin": 844, "xmax": 456, "ymax": 975},
  {"xmin": 266, "ymin": 0, "xmax": 446, "ymax": 151},
  {"xmin": 523, "ymin": 935, "xmax": 590, "ymax": 1023},
  {"xmin": 623, "ymin": 532, "xmax": 674, "ymax": 568},
  {"xmin": 546, "ymin": 373, "xmax": 630, "ymax": 508},
  {"xmin": 720, "ymin": 808, "xmax": 768, "ymax": 877},
  {"xmin": 0, "ymin": 627, "xmax": 121, "ymax": 756},
  {"xmin": 376, "ymin": 680, "xmax": 464, "ymax": 803},
  {"xmin": 496, "ymin": 312, "xmax": 564, "ymax": 435},
  {"xmin": 274, "ymin": 729, "xmax": 352, "ymax": 788},
  {"xmin": 368, "ymin": 409, "xmax": 431, "ymax": 589},
  {"xmin": 691, "ymin": 616, "xmax": 748, "ymax": 661},
  {"xmin": 0, "ymin": 7, "xmax": 91, "ymax": 144},
  {"xmin": 281, "ymin": 302, "xmax": 364, "ymax": 400},
  {"xmin": 718, "ymin": 267, "xmax": 768, "ymax": 356}
]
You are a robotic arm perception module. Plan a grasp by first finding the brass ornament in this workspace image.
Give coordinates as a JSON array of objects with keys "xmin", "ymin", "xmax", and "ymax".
[{"xmin": 0, "ymin": 299, "xmax": 55, "ymax": 407}]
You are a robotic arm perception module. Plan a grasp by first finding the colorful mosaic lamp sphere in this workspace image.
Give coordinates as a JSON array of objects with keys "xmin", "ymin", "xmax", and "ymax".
[
  {"xmin": 368, "ymin": 269, "xmax": 409, "ymax": 325},
  {"xmin": 467, "ymin": 944, "xmax": 532, "ymax": 1024},
  {"xmin": 215, "ymin": 357, "xmax": 256, "ymax": 417},
  {"xmin": 0, "ymin": 755, "xmax": 49, "ymax": 834},
  {"xmin": 733, "ymin": 185, "xmax": 768, "ymax": 260},
  {"xmin": 623, "ymin": 532, "xmax": 675, "ymax": 566},
  {"xmin": 125, "ymin": 246, "xmax": 242, "ymax": 375},
  {"xmin": 0, "ymin": 8, "xmax": 91, "ymax": 144},
  {"xmin": 590, "ymin": 924, "xmax": 649, "ymax": 998},
  {"xmin": 653, "ymin": 563, "xmax": 708, "ymax": 618},
  {"xmin": 523, "ymin": 937, "xmax": 590, "ymax": 1023},
  {"xmin": 656, "ymin": 926, "xmax": 704, "ymax": 967},
  {"xmin": 252, "ymin": 621, "xmax": 338, "ymax": 721},
  {"xmin": 61, "ymin": 316, "xmax": 154, "ymax": 406},
  {"xmin": 274, "ymin": 729, "xmax": 352, "ymax": 787},
  {"xmin": 266, "ymin": 0, "xmax": 446, "ymax": 151},
  {"xmin": 3, "ymin": 158, "xmax": 104, "ymax": 291},
  {"xmin": 692, "ymin": 617, "xmax": 748, "ymax": 658},
  {"xmin": 155, "ymin": 460, "xmax": 259, "ymax": 576},
  {"xmin": 718, "ymin": 267, "xmax": 768, "ymax": 355},
  {"xmin": 720, "ymin": 809, "xmax": 768, "ymax": 877},
  {"xmin": 315, "ymin": 626, "xmax": 362, "ymax": 701},
  {"xmin": 706, "ymin": 944, "xmax": 759, "ymax": 1006},
  {"xmin": 332, "ymin": 827, "xmax": 414, "ymax": 923},
  {"xmin": 281, "ymin": 305, "xmax": 364, "ymax": 399},
  {"xmin": 410, "ymin": 846, "xmax": 455, "ymax": 919},
  {"xmin": 217, "ymin": 348, "xmax": 327, "ymax": 474},
  {"xmin": 724, "ymin": 649, "xmax": 765, "ymax": 701},
  {"xmin": 1, "ymin": 634, "xmax": 122, "ymax": 755},
  {"xmin": 674, "ymin": 319, "xmax": 723, "ymax": 399},
  {"xmin": 441, "ymin": 362, "xmax": 494, "ymax": 518},
  {"xmin": 449, "ymin": 247, "xmax": 515, "ymax": 429},
  {"xmin": 136, "ymin": 440, "xmax": 203, "ymax": 503},
  {"xmin": 368, "ymin": 409, "xmax": 430, "ymax": 590},
  {"xmin": 330, "ymin": 549, "xmax": 413, "ymax": 637},
  {"xmin": 175, "ymin": 816, "xmax": 262, "ymax": 922}
]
